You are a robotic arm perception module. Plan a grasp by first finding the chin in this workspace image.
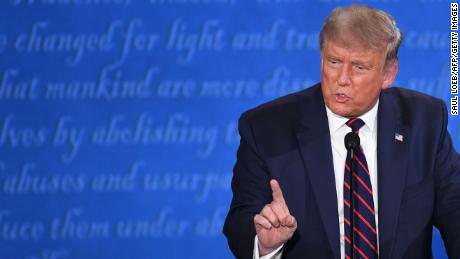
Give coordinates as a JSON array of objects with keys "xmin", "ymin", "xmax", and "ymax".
[
  {"xmin": 337, "ymin": 111, "xmax": 354, "ymax": 118},
  {"xmin": 328, "ymin": 104, "xmax": 354, "ymax": 118}
]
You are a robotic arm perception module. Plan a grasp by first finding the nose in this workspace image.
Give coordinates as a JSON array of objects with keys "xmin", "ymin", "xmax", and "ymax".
[{"xmin": 337, "ymin": 65, "xmax": 351, "ymax": 86}]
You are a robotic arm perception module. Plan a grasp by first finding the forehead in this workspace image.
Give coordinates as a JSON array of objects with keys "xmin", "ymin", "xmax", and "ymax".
[{"xmin": 323, "ymin": 41, "xmax": 385, "ymax": 63}]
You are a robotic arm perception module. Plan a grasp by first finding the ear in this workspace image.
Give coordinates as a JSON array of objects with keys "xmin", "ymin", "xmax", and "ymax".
[{"xmin": 382, "ymin": 61, "xmax": 398, "ymax": 89}]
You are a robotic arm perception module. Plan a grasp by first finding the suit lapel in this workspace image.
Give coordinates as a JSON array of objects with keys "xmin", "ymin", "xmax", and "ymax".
[
  {"xmin": 296, "ymin": 85, "xmax": 341, "ymax": 259},
  {"xmin": 377, "ymin": 90, "xmax": 409, "ymax": 259}
]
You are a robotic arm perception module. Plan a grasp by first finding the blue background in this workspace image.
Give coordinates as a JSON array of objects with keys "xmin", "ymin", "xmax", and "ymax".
[{"xmin": 0, "ymin": 0, "xmax": 458, "ymax": 258}]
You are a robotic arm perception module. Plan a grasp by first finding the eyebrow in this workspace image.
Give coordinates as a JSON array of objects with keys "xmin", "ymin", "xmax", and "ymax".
[
  {"xmin": 351, "ymin": 60, "xmax": 374, "ymax": 67},
  {"xmin": 325, "ymin": 53, "xmax": 375, "ymax": 67}
]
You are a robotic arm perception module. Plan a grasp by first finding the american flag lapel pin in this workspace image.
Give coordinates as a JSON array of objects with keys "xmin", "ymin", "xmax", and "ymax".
[{"xmin": 395, "ymin": 133, "xmax": 404, "ymax": 142}]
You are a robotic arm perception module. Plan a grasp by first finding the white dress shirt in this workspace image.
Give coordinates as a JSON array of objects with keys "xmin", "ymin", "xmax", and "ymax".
[{"xmin": 254, "ymin": 101, "xmax": 380, "ymax": 259}]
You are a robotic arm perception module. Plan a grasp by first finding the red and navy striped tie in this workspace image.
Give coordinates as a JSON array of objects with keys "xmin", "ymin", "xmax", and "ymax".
[{"xmin": 344, "ymin": 118, "xmax": 378, "ymax": 259}]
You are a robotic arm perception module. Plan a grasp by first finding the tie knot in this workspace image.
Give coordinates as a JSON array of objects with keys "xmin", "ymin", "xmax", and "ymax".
[{"xmin": 346, "ymin": 118, "xmax": 365, "ymax": 133}]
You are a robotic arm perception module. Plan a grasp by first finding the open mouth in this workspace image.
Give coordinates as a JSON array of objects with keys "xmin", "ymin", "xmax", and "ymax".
[{"xmin": 334, "ymin": 93, "xmax": 350, "ymax": 103}]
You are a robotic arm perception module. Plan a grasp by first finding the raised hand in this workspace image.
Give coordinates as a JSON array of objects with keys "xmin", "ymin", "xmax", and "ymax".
[{"xmin": 254, "ymin": 179, "xmax": 297, "ymax": 256}]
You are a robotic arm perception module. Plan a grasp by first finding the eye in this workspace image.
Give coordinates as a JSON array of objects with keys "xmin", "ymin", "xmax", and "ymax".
[
  {"xmin": 355, "ymin": 65, "xmax": 368, "ymax": 71},
  {"xmin": 327, "ymin": 59, "xmax": 340, "ymax": 66}
]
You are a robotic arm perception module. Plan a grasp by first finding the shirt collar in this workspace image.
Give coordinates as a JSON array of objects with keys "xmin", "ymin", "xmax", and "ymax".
[{"xmin": 325, "ymin": 99, "xmax": 379, "ymax": 134}]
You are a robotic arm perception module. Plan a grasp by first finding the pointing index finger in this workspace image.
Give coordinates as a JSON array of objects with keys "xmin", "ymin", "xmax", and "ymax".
[{"xmin": 270, "ymin": 179, "xmax": 286, "ymax": 204}]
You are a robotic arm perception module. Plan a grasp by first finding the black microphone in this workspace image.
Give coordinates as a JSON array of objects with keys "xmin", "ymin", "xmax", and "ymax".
[
  {"xmin": 344, "ymin": 131, "xmax": 360, "ymax": 259},
  {"xmin": 345, "ymin": 132, "xmax": 360, "ymax": 153}
]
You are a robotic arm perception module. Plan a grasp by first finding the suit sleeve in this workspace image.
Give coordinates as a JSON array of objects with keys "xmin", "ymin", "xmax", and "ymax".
[
  {"xmin": 432, "ymin": 102, "xmax": 460, "ymax": 258},
  {"xmin": 223, "ymin": 112, "xmax": 273, "ymax": 259}
]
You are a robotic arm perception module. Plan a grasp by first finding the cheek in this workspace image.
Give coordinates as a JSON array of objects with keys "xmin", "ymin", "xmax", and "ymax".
[
  {"xmin": 321, "ymin": 68, "xmax": 337, "ymax": 90},
  {"xmin": 322, "ymin": 67, "xmax": 336, "ymax": 80},
  {"xmin": 355, "ymin": 82, "xmax": 382, "ymax": 103},
  {"xmin": 354, "ymin": 73, "xmax": 383, "ymax": 90},
  {"xmin": 321, "ymin": 77, "xmax": 333, "ymax": 95}
]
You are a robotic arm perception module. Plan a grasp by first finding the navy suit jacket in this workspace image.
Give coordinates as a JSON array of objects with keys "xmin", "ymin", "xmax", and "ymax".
[{"xmin": 223, "ymin": 84, "xmax": 460, "ymax": 259}]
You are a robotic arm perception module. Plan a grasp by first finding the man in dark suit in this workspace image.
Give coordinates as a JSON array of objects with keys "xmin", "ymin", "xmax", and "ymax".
[{"xmin": 223, "ymin": 5, "xmax": 460, "ymax": 259}]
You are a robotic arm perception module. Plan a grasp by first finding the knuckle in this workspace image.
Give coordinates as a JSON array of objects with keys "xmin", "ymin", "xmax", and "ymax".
[
  {"xmin": 270, "ymin": 201, "xmax": 280, "ymax": 210},
  {"xmin": 261, "ymin": 205, "xmax": 271, "ymax": 215},
  {"xmin": 272, "ymin": 203, "xmax": 285, "ymax": 215}
]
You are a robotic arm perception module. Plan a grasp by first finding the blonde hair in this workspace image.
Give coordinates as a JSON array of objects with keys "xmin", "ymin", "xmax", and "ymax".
[{"xmin": 320, "ymin": 5, "xmax": 402, "ymax": 67}]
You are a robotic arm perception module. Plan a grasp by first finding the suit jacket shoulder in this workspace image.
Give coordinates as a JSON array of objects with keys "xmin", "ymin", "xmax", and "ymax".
[
  {"xmin": 239, "ymin": 83, "xmax": 323, "ymax": 159},
  {"xmin": 382, "ymin": 87, "xmax": 446, "ymax": 128}
]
